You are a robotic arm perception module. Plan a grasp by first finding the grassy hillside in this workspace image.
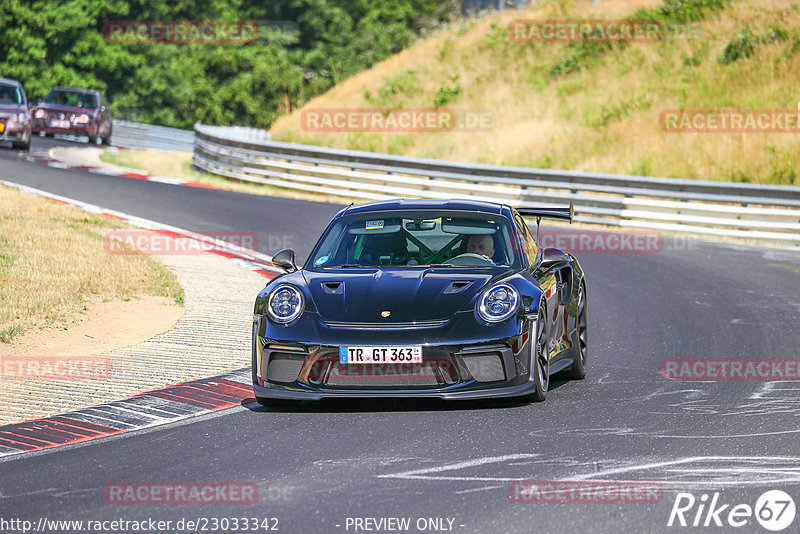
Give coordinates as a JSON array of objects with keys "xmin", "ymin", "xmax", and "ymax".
[{"xmin": 271, "ymin": 0, "xmax": 800, "ymax": 185}]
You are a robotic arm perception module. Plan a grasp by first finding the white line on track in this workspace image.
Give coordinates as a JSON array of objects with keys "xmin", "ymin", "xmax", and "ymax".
[
  {"xmin": 377, "ymin": 454, "xmax": 538, "ymax": 481},
  {"xmin": 377, "ymin": 455, "xmax": 800, "ymax": 488}
]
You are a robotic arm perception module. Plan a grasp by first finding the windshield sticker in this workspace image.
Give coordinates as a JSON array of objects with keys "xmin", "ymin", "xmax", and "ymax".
[
  {"xmin": 315, "ymin": 255, "xmax": 329, "ymax": 266},
  {"xmin": 365, "ymin": 220, "xmax": 384, "ymax": 230}
]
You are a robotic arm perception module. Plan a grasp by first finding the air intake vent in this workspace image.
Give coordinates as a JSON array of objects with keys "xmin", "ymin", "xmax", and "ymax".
[
  {"xmin": 266, "ymin": 353, "xmax": 304, "ymax": 383},
  {"xmin": 322, "ymin": 281, "xmax": 344, "ymax": 294},
  {"xmin": 463, "ymin": 353, "xmax": 506, "ymax": 382},
  {"xmin": 326, "ymin": 362, "xmax": 440, "ymax": 387},
  {"xmin": 443, "ymin": 280, "xmax": 473, "ymax": 294}
]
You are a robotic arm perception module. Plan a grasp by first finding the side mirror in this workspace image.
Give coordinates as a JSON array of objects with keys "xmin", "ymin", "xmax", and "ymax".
[
  {"xmin": 272, "ymin": 249, "xmax": 297, "ymax": 273},
  {"xmin": 540, "ymin": 248, "xmax": 569, "ymax": 270}
]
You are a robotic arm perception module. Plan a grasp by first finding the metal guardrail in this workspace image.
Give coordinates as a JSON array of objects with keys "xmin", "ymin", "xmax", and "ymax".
[
  {"xmin": 112, "ymin": 120, "xmax": 194, "ymax": 151},
  {"xmin": 193, "ymin": 122, "xmax": 800, "ymax": 243}
]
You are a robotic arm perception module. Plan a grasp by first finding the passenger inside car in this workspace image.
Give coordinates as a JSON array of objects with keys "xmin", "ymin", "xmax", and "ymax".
[{"xmin": 358, "ymin": 231, "xmax": 410, "ymax": 265}]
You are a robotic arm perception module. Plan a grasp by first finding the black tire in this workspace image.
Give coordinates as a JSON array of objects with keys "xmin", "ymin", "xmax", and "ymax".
[
  {"xmin": 13, "ymin": 139, "xmax": 30, "ymax": 151},
  {"xmin": 523, "ymin": 304, "xmax": 550, "ymax": 402},
  {"xmin": 89, "ymin": 134, "xmax": 103, "ymax": 146},
  {"xmin": 565, "ymin": 281, "xmax": 587, "ymax": 380}
]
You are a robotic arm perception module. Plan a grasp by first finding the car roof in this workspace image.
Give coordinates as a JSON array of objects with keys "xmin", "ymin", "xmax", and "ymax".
[
  {"xmin": 0, "ymin": 78, "xmax": 23, "ymax": 87},
  {"xmin": 341, "ymin": 198, "xmax": 508, "ymax": 217}
]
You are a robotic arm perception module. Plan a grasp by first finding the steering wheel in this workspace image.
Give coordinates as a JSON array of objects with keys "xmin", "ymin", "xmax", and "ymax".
[{"xmin": 447, "ymin": 253, "xmax": 495, "ymax": 266}]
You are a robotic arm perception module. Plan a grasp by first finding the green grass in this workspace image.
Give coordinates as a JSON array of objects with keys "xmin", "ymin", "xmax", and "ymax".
[
  {"xmin": 0, "ymin": 325, "xmax": 22, "ymax": 343},
  {"xmin": 0, "ymin": 185, "xmax": 183, "ymax": 343}
]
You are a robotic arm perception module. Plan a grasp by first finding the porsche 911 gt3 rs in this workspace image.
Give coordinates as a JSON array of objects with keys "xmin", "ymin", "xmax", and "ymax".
[{"xmin": 252, "ymin": 199, "xmax": 587, "ymax": 405}]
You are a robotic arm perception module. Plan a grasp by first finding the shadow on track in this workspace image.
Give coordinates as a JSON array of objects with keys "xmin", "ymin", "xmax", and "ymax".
[{"xmin": 239, "ymin": 379, "xmax": 570, "ymax": 414}]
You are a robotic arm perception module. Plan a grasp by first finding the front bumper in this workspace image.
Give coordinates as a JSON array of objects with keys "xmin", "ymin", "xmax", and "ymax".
[
  {"xmin": 32, "ymin": 116, "xmax": 97, "ymax": 136},
  {"xmin": 33, "ymin": 123, "xmax": 96, "ymax": 135},
  {"xmin": 0, "ymin": 130, "xmax": 29, "ymax": 142},
  {"xmin": 254, "ymin": 378, "xmax": 538, "ymax": 400},
  {"xmin": 252, "ymin": 315, "xmax": 538, "ymax": 401},
  {"xmin": 0, "ymin": 123, "xmax": 30, "ymax": 142}
]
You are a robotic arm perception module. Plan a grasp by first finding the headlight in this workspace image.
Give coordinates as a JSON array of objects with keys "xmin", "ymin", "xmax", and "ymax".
[
  {"xmin": 72, "ymin": 113, "xmax": 90, "ymax": 124},
  {"xmin": 266, "ymin": 284, "xmax": 304, "ymax": 324},
  {"xmin": 34, "ymin": 109, "xmax": 45, "ymax": 119},
  {"xmin": 8, "ymin": 113, "xmax": 28, "ymax": 126},
  {"xmin": 476, "ymin": 283, "xmax": 519, "ymax": 323}
]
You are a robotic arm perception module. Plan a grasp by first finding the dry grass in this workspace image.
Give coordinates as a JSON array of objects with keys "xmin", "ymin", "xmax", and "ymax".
[
  {"xmin": 0, "ymin": 185, "xmax": 183, "ymax": 343},
  {"xmin": 99, "ymin": 149, "xmax": 362, "ymax": 204},
  {"xmin": 271, "ymin": 0, "xmax": 800, "ymax": 185}
]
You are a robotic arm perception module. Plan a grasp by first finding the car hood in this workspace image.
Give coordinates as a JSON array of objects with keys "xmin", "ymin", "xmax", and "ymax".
[
  {"xmin": 0, "ymin": 105, "xmax": 26, "ymax": 116},
  {"xmin": 35, "ymin": 104, "xmax": 98, "ymax": 114},
  {"xmin": 303, "ymin": 267, "xmax": 504, "ymax": 323}
]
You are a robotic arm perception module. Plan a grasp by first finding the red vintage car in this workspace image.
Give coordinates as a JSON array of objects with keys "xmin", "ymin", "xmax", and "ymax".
[
  {"xmin": 0, "ymin": 78, "xmax": 32, "ymax": 150},
  {"xmin": 31, "ymin": 87, "xmax": 113, "ymax": 145}
]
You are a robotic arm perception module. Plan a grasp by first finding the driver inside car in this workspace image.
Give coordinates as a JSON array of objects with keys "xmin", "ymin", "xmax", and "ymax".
[{"xmin": 466, "ymin": 234, "xmax": 495, "ymax": 262}]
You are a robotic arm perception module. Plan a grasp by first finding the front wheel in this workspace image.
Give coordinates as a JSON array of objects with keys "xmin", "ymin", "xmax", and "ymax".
[
  {"xmin": 522, "ymin": 308, "xmax": 549, "ymax": 402},
  {"xmin": 565, "ymin": 282, "xmax": 587, "ymax": 380},
  {"xmin": 13, "ymin": 139, "xmax": 30, "ymax": 151}
]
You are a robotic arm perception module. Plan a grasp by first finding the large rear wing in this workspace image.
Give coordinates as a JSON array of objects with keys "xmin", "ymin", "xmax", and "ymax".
[{"xmin": 515, "ymin": 202, "xmax": 574, "ymax": 223}]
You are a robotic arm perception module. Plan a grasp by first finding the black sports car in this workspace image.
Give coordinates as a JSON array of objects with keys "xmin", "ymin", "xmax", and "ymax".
[{"xmin": 252, "ymin": 199, "xmax": 587, "ymax": 405}]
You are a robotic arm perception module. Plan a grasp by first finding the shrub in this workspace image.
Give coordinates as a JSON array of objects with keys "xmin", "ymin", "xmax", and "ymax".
[
  {"xmin": 719, "ymin": 26, "xmax": 789, "ymax": 64},
  {"xmin": 433, "ymin": 76, "xmax": 460, "ymax": 107}
]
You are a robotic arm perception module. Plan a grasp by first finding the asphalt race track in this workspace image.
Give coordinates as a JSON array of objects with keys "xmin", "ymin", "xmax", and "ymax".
[
  {"xmin": 0, "ymin": 137, "xmax": 342, "ymax": 263},
  {"xmin": 2, "ymin": 138, "xmax": 800, "ymax": 533}
]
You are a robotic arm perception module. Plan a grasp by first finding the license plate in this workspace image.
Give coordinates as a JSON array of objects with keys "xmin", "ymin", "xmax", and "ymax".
[
  {"xmin": 339, "ymin": 346, "xmax": 422, "ymax": 364},
  {"xmin": 49, "ymin": 119, "xmax": 69, "ymax": 128}
]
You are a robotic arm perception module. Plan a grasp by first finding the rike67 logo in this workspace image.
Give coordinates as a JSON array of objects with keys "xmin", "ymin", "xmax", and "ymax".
[{"xmin": 668, "ymin": 490, "xmax": 796, "ymax": 531}]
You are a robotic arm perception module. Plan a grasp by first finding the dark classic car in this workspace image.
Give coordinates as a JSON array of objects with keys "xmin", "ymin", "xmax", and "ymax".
[
  {"xmin": 0, "ymin": 78, "xmax": 32, "ymax": 150},
  {"xmin": 252, "ymin": 199, "xmax": 587, "ymax": 406},
  {"xmin": 31, "ymin": 87, "xmax": 113, "ymax": 145}
]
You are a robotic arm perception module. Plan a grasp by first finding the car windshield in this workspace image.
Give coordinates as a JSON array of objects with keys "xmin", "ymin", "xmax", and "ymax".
[
  {"xmin": 0, "ymin": 84, "xmax": 23, "ymax": 106},
  {"xmin": 308, "ymin": 210, "xmax": 518, "ymax": 268},
  {"xmin": 43, "ymin": 90, "xmax": 98, "ymax": 108}
]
